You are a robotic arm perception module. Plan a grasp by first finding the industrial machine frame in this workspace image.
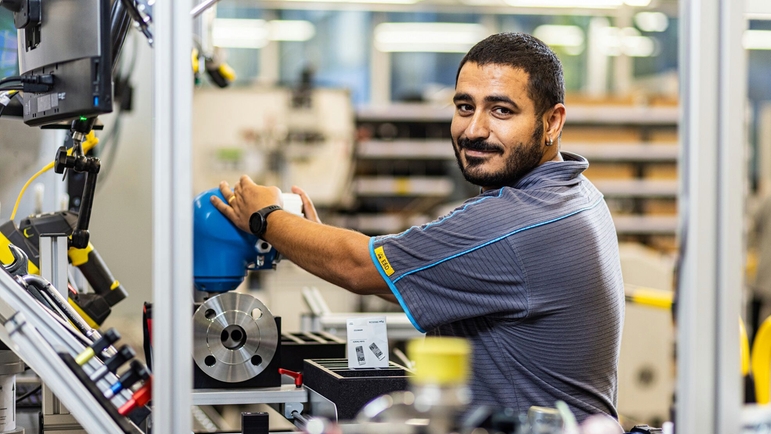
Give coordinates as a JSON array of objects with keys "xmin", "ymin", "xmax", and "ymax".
[
  {"xmin": 0, "ymin": 268, "xmax": 141, "ymax": 433},
  {"xmin": 150, "ymin": 0, "xmax": 759, "ymax": 432}
]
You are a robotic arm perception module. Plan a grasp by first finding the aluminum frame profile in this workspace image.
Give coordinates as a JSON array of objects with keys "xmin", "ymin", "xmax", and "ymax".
[
  {"xmin": 676, "ymin": 0, "xmax": 746, "ymax": 431},
  {"xmin": 0, "ymin": 269, "xmax": 141, "ymax": 433},
  {"xmin": 152, "ymin": 0, "xmax": 194, "ymax": 431}
]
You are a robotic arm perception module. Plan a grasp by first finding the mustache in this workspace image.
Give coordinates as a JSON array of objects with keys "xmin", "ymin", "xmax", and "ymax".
[{"xmin": 457, "ymin": 138, "xmax": 503, "ymax": 153}]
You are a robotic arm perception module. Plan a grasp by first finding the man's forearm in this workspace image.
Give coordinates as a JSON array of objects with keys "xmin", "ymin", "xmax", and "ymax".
[
  {"xmin": 376, "ymin": 294, "xmax": 399, "ymax": 304},
  {"xmin": 262, "ymin": 211, "xmax": 391, "ymax": 295}
]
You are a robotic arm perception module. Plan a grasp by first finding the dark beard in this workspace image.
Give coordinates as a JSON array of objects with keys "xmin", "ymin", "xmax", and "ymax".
[{"xmin": 453, "ymin": 120, "xmax": 545, "ymax": 188}]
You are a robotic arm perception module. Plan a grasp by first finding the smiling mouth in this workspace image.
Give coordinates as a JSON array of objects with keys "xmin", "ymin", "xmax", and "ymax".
[{"xmin": 464, "ymin": 148, "xmax": 500, "ymax": 158}]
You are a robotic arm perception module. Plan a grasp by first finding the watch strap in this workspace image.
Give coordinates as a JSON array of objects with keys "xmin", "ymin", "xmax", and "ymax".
[
  {"xmin": 260, "ymin": 205, "xmax": 282, "ymax": 219},
  {"xmin": 250, "ymin": 205, "xmax": 282, "ymax": 237}
]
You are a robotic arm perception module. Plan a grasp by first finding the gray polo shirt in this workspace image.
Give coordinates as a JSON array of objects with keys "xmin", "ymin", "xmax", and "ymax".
[{"xmin": 369, "ymin": 152, "xmax": 624, "ymax": 422}]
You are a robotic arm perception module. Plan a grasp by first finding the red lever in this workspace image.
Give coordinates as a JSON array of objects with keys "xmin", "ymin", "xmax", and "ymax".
[
  {"xmin": 118, "ymin": 376, "xmax": 152, "ymax": 416},
  {"xmin": 278, "ymin": 368, "xmax": 303, "ymax": 388}
]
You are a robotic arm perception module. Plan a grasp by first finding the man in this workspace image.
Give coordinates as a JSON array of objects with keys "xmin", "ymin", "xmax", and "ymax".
[{"xmin": 212, "ymin": 32, "xmax": 625, "ymax": 423}]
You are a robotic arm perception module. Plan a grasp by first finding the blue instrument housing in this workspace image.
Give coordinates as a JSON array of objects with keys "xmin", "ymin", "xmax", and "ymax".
[{"xmin": 193, "ymin": 188, "xmax": 278, "ymax": 293}]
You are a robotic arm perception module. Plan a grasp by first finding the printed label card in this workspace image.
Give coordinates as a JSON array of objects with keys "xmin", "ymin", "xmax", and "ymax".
[{"xmin": 346, "ymin": 316, "xmax": 389, "ymax": 369}]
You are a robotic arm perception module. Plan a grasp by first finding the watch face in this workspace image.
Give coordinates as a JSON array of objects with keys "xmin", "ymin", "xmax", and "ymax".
[
  {"xmin": 249, "ymin": 212, "xmax": 265, "ymax": 236},
  {"xmin": 249, "ymin": 205, "xmax": 281, "ymax": 236}
]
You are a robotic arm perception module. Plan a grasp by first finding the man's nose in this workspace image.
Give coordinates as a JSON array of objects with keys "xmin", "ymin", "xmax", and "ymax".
[{"xmin": 465, "ymin": 111, "xmax": 490, "ymax": 140}]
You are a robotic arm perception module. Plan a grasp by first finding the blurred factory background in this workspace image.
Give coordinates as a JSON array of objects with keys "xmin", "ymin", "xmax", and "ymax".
[{"xmin": 1, "ymin": 0, "xmax": 770, "ymax": 428}]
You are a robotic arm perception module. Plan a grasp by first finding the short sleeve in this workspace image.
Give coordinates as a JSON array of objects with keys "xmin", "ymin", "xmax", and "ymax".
[{"xmin": 369, "ymin": 197, "xmax": 530, "ymax": 332}]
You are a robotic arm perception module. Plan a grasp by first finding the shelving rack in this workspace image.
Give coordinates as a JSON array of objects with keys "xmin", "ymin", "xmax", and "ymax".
[{"xmin": 345, "ymin": 102, "xmax": 680, "ymax": 248}]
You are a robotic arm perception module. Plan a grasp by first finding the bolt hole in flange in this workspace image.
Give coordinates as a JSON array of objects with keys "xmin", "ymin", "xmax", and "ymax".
[
  {"xmin": 205, "ymin": 309, "xmax": 216, "ymax": 319},
  {"xmin": 205, "ymin": 355, "xmax": 216, "ymax": 366},
  {"xmin": 251, "ymin": 355, "xmax": 262, "ymax": 366}
]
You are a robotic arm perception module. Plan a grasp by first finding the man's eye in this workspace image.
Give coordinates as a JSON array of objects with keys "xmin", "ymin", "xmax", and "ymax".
[
  {"xmin": 494, "ymin": 107, "xmax": 513, "ymax": 115},
  {"xmin": 457, "ymin": 104, "xmax": 473, "ymax": 113}
]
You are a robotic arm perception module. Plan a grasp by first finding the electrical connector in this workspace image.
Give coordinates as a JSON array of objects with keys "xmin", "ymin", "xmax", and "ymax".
[
  {"xmin": 0, "ymin": 91, "xmax": 15, "ymax": 106},
  {"xmin": 0, "ymin": 90, "xmax": 19, "ymax": 118},
  {"xmin": 22, "ymin": 74, "xmax": 53, "ymax": 85},
  {"xmin": 20, "ymin": 74, "xmax": 54, "ymax": 92}
]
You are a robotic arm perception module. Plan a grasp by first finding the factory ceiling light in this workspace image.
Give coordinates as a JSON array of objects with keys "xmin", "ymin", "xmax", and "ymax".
[
  {"xmin": 258, "ymin": 0, "xmax": 676, "ymax": 12},
  {"xmin": 268, "ymin": 20, "xmax": 316, "ymax": 41},
  {"xmin": 212, "ymin": 19, "xmax": 271, "ymax": 49},
  {"xmin": 634, "ymin": 11, "xmax": 669, "ymax": 32},
  {"xmin": 623, "ymin": 0, "xmax": 651, "ymax": 6},
  {"xmin": 743, "ymin": 30, "xmax": 771, "ymax": 50},
  {"xmin": 596, "ymin": 26, "xmax": 658, "ymax": 57},
  {"xmin": 282, "ymin": 0, "xmax": 422, "ymax": 4},
  {"xmin": 374, "ymin": 22, "xmax": 488, "ymax": 52},
  {"xmin": 533, "ymin": 25, "xmax": 585, "ymax": 55},
  {"xmin": 212, "ymin": 18, "xmax": 316, "ymax": 48},
  {"xmin": 504, "ymin": 0, "xmax": 623, "ymax": 9}
]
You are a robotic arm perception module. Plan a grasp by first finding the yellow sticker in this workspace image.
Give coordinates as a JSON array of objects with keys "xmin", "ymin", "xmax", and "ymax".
[{"xmin": 374, "ymin": 246, "xmax": 395, "ymax": 276}]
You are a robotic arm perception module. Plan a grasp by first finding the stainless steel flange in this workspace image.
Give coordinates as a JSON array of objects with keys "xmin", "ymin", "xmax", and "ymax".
[{"xmin": 192, "ymin": 292, "xmax": 278, "ymax": 383}]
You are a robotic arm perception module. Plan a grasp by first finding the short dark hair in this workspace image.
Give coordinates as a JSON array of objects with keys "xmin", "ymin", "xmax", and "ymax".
[{"xmin": 456, "ymin": 32, "xmax": 565, "ymax": 118}]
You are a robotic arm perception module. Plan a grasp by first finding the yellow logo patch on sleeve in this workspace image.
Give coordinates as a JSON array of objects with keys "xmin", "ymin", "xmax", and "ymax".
[{"xmin": 374, "ymin": 246, "xmax": 395, "ymax": 277}]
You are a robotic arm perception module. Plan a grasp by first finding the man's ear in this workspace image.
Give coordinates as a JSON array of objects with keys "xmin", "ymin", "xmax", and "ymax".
[{"xmin": 545, "ymin": 103, "xmax": 567, "ymax": 143}]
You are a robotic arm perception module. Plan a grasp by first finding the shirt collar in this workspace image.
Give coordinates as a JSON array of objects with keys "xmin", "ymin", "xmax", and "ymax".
[{"xmin": 511, "ymin": 151, "xmax": 588, "ymax": 190}]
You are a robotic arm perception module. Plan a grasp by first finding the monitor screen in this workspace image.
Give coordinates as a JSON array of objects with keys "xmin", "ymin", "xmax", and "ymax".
[
  {"xmin": 0, "ymin": 13, "xmax": 17, "ymax": 78},
  {"xmin": 14, "ymin": 0, "xmax": 112, "ymax": 127}
]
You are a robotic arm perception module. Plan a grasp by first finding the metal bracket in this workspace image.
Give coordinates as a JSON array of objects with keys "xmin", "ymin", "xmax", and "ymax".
[{"xmin": 39, "ymin": 235, "xmax": 68, "ymax": 299}]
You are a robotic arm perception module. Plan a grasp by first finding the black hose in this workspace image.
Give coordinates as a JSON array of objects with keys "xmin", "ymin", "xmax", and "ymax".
[
  {"xmin": 110, "ymin": 0, "xmax": 132, "ymax": 75},
  {"xmin": 20, "ymin": 275, "xmax": 95, "ymax": 339},
  {"xmin": 292, "ymin": 411, "xmax": 309, "ymax": 427}
]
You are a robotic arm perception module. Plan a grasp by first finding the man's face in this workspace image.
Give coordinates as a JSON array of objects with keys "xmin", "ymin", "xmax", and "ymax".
[{"xmin": 451, "ymin": 62, "xmax": 548, "ymax": 190}]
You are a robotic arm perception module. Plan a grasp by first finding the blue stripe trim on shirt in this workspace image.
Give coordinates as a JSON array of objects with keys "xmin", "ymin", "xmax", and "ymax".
[
  {"xmin": 385, "ymin": 188, "xmax": 506, "ymax": 241},
  {"xmin": 393, "ymin": 196, "xmax": 606, "ymax": 284},
  {"xmin": 368, "ymin": 237, "xmax": 427, "ymax": 333}
]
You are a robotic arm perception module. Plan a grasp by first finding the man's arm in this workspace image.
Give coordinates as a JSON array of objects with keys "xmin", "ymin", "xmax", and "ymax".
[
  {"xmin": 377, "ymin": 294, "xmax": 399, "ymax": 304},
  {"xmin": 211, "ymin": 176, "xmax": 391, "ymax": 296},
  {"xmin": 263, "ymin": 211, "xmax": 391, "ymax": 294}
]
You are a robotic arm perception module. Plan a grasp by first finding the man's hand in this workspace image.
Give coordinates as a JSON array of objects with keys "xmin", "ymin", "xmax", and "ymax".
[
  {"xmin": 210, "ymin": 175, "xmax": 282, "ymax": 233},
  {"xmin": 291, "ymin": 185, "xmax": 321, "ymax": 224},
  {"xmin": 210, "ymin": 176, "xmax": 389, "ymax": 296}
]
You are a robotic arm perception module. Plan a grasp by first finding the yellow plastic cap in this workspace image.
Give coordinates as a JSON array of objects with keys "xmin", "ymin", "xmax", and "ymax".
[{"xmin": 408, "ymin": 337, "xmax": 470, "ymax": 386}]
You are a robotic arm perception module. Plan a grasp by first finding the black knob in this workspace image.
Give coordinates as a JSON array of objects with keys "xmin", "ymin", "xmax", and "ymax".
[
  {"xmin": 119, "ymin": 360, "xmax": 150, "ymax": 389},
  {"xmin": 71, "ymin": 229, "xmax": 89, "ymax": 249},
  {"xmin": 54, "ymin": 146, "xmax": 69, "ymax": 174}
]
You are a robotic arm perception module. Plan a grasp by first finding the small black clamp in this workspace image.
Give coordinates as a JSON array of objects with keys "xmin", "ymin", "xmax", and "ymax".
[{"xmin": 53, "ymin": 145, "xmax": 101, "ymax": 249}]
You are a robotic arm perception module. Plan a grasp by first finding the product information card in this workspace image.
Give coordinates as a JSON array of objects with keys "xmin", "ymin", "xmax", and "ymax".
[{"xmin": 346, "ymin": 316, "xmax": 389, "ymax": 369}]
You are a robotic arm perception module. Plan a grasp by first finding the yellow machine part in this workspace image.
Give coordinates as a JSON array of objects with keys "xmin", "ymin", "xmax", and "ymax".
[
  {"xmin": 217, "ymin": 63, "xmax": 236, "ymax": 82},
  {"xmin": 626, "ymin": 286, "xmax": 674, "ymax": 310},
  {"xmin": 68, "ymin": 243, "xmax": 94, "ymax": 266},
  {"xmin": 626, "ymin": 286, "xmax": 754, "ymax": 394},
  {"xmin": 192, "ymin": 48, "xmax": 200, "ymax": 74},
  {"xmin": 752, "ymin": 316, "xmax": 771, "ymax": 404},
  {"xmin": 740, "ymin": 319, "xmax": 751, "ymax": 377},
  {"xmin": 68, "ymin": 298, "xmax": 100, "ymax": 329}
]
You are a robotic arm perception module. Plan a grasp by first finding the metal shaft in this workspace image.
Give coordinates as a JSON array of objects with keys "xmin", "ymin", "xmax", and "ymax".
[
  {"xmin": 21, "ymin": 275, "xmax": 95, "ymax": 339},
  {"xmin": 191, "ymin": 0, "xmax": 221, "ymax": 18}
]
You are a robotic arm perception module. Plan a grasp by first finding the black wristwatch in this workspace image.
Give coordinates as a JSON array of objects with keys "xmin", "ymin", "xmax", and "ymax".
[{"xmin": 249, "ymin": 205, "xmax": 282, "ymax": 238}]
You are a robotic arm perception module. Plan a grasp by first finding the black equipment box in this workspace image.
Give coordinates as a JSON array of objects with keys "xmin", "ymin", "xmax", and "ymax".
[
  {"xmin": 303, "ymin": 358, "xmax": 412, "ymax": 421},
  {"xmin": 280, "ymin": 332, "xmax": 346, "ymax": 373}
]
